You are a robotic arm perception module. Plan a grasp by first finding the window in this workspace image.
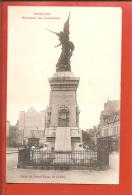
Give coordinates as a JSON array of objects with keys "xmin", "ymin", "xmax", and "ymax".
[
  {"xmin": 117, "ymin": 126, "xmax": 119, "ymax": 135},
  {"xmin": 104, "ymin": 128, "xmax": 109, "ymax": 137},
  {"xmin": 113, "ymin": 126, "xmax": 117, "ymax": 135}
]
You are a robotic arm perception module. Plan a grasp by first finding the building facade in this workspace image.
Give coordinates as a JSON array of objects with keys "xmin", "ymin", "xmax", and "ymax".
[
  {"xmin": 99, "ymin": 100, "xmax": 120, "ymax": 151},
  {"xmin": 18, "ymin": 107, "xmax": 46, "ymax": 146},
  {"xmin": 9, "ymin": 125, "xmax": 18, "ymax": 147}
]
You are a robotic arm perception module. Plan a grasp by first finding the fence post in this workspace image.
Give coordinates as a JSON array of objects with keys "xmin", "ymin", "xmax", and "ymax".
[
  {"xmin": 17, "ymin": 148, "xmax": 30, "ymax": 168},
  {"xmin": 97, "ymin": 137, "xmax": 111, "ymax": 170}
]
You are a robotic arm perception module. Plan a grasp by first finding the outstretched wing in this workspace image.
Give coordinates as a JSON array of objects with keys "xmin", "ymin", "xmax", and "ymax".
[
  {"xmin": 63, "ymin": 12, "xmax": 70, "ymax": 36},
  {"xmin": 46, "ymin": 28, "xmax": 59, "ymax": 36}
]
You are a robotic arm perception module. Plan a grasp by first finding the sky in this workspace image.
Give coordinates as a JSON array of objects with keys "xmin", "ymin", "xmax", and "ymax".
[{"xmin": 7, "ymin": 6, "xmax": 122, "ymax": 129}]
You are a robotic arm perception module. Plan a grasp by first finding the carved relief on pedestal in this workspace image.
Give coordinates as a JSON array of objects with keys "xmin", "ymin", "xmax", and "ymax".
[{"xmin": 58, "ymin": 105, "xmax": 69, "ymax": 127}]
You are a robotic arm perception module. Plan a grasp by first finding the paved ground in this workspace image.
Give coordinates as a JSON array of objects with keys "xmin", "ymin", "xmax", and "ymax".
[{"xmin": 6, "ymin": 148, "xmax": 119, "ymax": 184}]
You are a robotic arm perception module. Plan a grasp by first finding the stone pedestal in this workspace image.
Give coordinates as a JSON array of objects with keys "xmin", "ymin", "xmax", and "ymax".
[
  {"xmin": 45, "ymin": 71, "xmax": 82, "ymax": 151},
  {"xmin": 55, "ymin": 127, "xmax": 71, "ymax": 151}
]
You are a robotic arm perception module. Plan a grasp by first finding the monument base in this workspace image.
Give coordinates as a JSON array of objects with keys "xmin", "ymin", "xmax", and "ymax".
[
  {"xmin": 44, "ymin": 127, "xmax": 82, "ymax": 151},
  {"xmin": 55, "ymin": 127, "xmax": 71, "ymax": 151}
]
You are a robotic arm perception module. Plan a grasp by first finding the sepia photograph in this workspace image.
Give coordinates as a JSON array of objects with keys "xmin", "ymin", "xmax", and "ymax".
[{"xmin": 6, "ymin": 6, "xmax": 122, "ymax": 184}]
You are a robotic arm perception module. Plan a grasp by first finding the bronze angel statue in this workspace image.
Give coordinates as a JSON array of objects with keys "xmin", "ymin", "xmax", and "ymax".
[{"xmin": 47, "ymin": 13, "xmax": 74, "ymax": 72}]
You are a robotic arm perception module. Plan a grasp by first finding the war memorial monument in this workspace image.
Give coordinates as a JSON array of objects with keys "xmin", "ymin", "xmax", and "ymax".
[
  {"xmin": 44, "ymin": 13, "xmax": 82, "ymax": 151},
  {"xmin": 17, "ymin": 13, "xmax": 110, "ymax": 171}
]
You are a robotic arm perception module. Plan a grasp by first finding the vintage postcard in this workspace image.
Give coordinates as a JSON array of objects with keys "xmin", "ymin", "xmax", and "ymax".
[{"xmin": 6, "ymin": 5, "xmax": 122, "ymax": 184}]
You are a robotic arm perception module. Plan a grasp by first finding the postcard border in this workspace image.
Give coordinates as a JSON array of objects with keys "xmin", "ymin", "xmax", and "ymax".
[{"xmin": 1, "ymin": 1, "xmax": 132, "ymax": 195}]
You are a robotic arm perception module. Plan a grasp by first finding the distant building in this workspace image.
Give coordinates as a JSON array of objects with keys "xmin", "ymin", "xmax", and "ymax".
[
  {"xmin": 99, "ymin": 100, "xmax": 120, "ymax": 151},
  {"xmin": 9, "ymin": 125, "xmax": 18, "ymax": 147},
  {"xmin": 18, "ymin": 107, "xmax": 46, "ymax": 146},
  {"xmin": 6, "ymin": 120, "xmax": 10, "ymax": 146}
]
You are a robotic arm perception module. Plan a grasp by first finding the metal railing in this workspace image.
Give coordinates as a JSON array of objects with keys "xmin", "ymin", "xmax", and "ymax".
[
  {"xmin": 17, "ymin": 149, "xmax": 97, "ymax": 169},
  {"xmin": 30, "ymin": 150, "xmax": 97, "ymax": 166},
  {"xmin": 17, "ymin": 137, "xmax": 112, "ymax": 170}
]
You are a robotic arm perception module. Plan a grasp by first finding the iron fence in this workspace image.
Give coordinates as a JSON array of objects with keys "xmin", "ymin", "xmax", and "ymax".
[
  {"xmin": 18, "ymin": 149, "xmax": 97, "ymax": 169},
  {"xmin": 30, "ymin": 150, "xmax": 97, "ymax": 166},
  {"xmin": 17, "ymin": 137, "xmax": 111, "ymax": 170}
]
